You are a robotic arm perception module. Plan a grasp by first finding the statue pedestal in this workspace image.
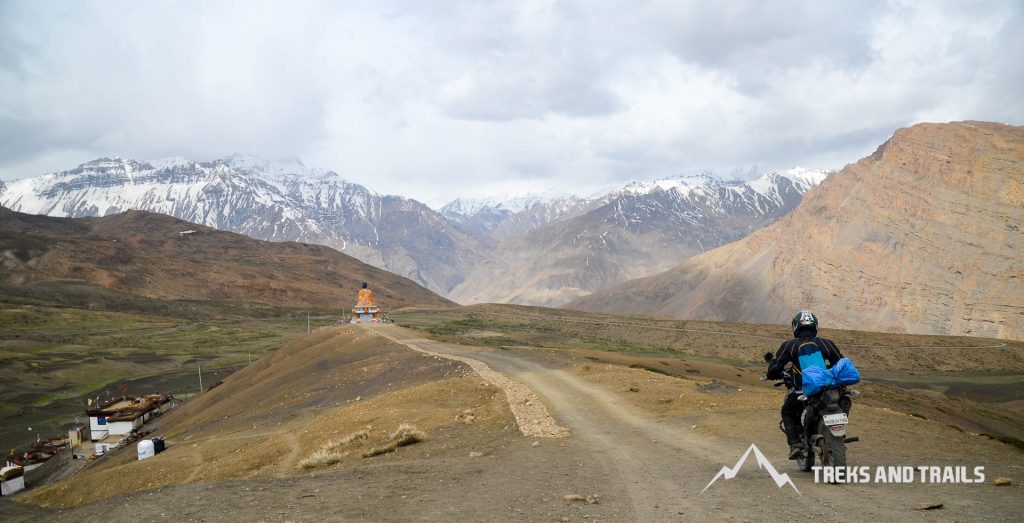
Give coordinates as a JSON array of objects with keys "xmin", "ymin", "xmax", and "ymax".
[{"xmin": 352, "ymin": 305, "xmax": 381, "ymax": 324}]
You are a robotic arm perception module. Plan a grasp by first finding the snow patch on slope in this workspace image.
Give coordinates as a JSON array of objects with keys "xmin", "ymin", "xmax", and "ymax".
[{"xmin": 440, "ymin": 190, "xmax": 574, "ymax": 221}]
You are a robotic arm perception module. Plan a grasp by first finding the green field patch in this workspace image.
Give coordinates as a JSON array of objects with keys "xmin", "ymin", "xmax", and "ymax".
[
  {"xmin": 0, "ymin": 304, "xmax": 179, "ymax": 333},
  {"xmin": 0, "ymin": 284, "xmax": 345, "ymax": 451}
]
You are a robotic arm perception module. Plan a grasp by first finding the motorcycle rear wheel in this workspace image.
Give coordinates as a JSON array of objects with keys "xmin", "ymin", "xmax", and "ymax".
[
  {"xmin": 826, "ymin": 433, "xmax": 847, "ymax": 468},
  {"xmin": 818, "ymin": 420, "xmax": 848, "ymax": 469}
]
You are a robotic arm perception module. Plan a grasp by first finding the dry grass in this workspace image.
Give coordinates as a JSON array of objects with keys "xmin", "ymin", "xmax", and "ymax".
[
  {"xmin": 333, "ymin": 430, "xmax": 369, "ymax": 448},
  {"xmin": 302, "ymin": 426, "xmax": 426, "ymax": 467},
  {"xmin": 299, "ymin": 430, "xmax": 370, "ymax": 469},
  {"xmin": 390, "ymin": 424, "xmax": 427, "ymax": 446},
  {"xmin": 361, "ymin": 424, "xmax": 426, "ymax": 458},
  {"xmin": 299, "ymin": 448, "xmax": 345, "ymax": 469}
]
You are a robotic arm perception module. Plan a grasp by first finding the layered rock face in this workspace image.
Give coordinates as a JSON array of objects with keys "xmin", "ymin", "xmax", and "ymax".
[{"xmin": 569, "ymin": 122, "xmax": 1024, "ymax": 340}]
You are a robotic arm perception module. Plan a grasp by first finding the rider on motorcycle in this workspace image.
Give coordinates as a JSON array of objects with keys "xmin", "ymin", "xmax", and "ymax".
[{"xmin": 767, "ymin": 310, "xmax": 844, "ymax": 459}]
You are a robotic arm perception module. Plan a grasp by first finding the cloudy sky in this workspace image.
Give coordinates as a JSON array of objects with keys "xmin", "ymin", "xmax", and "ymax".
[{"xmin": 1, "ymin": 1, "xmax": 1021, "ymax": 205}]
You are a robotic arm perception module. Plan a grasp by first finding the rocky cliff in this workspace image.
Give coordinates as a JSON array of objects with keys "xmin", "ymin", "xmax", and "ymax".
[{"xmin": 569, "ymin": 122, "xmax": 1024, "ymax": 340}]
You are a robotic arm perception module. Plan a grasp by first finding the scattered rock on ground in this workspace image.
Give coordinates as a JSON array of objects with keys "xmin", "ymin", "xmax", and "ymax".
[
  {"xmin": 914, "ymin": 502, "xmax": 943, "ymax": 510},
  {"xmin": 698, "ymin": 380, "xmax": 739, "ymax": 395},
  {"xmin": 563, "ymin": 494, "xmax": 585, "ymax": 503},
  {"xmin": 469, "ymin": 451, "xmax": 483, "ymax": 458},
  {"xmin": 993, "ymin": 477, "xmax": 1012, "ymax": 486}
]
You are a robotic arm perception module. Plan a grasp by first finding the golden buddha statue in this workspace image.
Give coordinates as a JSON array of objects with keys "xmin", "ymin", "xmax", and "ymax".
[
  {"xmin": 357, "ymin": 282, "xmax": 376, "ymax": 307},
  {"xmin": 352, "ymin": 282, "xmax": 382, "ymax": 323}
]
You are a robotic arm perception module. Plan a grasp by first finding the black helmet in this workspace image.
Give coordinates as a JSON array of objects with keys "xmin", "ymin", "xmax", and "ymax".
[{"xmin": 791, "ymin": 310, "xmax": 818, "ymax": 337}]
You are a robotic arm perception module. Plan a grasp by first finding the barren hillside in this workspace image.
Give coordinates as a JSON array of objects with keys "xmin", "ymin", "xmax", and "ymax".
[
  {"xmin": 0, "ymin": 207, "xmax": 456, "ymax": 309},
  {"xmin": 569, "ymin": 121, "xmax": 1024, "ymax": 340}
]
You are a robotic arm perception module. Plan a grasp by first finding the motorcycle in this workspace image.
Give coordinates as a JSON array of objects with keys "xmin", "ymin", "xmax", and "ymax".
[{"xmin": 763, "ymin": 352, "xmax": 859, "ymax": 472}]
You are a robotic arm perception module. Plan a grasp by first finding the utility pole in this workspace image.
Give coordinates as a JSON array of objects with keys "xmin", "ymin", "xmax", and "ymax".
[{"xmin": 197, "ymin": 356, "xmax": 203, "ymax": 393}]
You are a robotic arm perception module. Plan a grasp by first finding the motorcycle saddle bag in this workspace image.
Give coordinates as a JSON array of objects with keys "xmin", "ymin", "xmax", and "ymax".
[
  {"xmin": 802, "ymin": 358, "xmax": 861, "ymax": 395},
  {"xmin": 831, "ymin": 358, "xmax": 861, "ymax": 386}
]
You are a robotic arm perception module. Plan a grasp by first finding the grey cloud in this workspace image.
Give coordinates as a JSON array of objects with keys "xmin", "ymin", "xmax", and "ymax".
[
  {"xmin": 431, "ymin": 2, "xmax": 625, "ymax": 121},
  {"xmin": 0, "ymin": 0, "xmax": 1021, "ymax": 203},
  {"xmin": 438, "ymin": 65, "xmax": 623, "ymax": 121},
  {"xmin": 0, "ymin": 1, "xmax": 332, "ymax": 170},
  {"xmin": 653, "ymin": 2, "xmax": 876, "ymax": 69}
]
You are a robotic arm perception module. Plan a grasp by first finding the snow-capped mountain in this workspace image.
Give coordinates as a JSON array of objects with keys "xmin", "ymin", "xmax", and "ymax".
[
  {"xmin": 440, "ymin": 191, "xmax": 598, "ymax": 242},
  {"xmin": 1, "ymin": 156, "xmax": 827, "ymax": 305},
  {"xmin": 615, "ymin": 171, "xmax": 723, "ymax": 196},
  {"xmin": 0, "ymin": 157, "xmax": 485, "ymax": 295},
  {"xmin": 450, "ymin": 168, "xmax": 830, "ymax": 306},
  {"xmin": 613, "ymin": 168, "xmax": 826, "ymax": 206}
]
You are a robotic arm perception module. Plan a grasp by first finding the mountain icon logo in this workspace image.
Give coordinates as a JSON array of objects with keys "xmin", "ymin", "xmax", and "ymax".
[{"xmin": 702, "ymin": 443, "xmax": 800, "ymax": 494}]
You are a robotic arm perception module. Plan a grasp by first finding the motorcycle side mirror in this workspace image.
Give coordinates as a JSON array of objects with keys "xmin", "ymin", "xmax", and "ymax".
[{"xmin": 763, "ymin": 352, "xmax": 774, "ymax": 363}]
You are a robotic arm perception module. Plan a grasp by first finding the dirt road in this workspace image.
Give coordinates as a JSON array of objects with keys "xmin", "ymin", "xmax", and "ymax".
[
  {"xmin": 374, "ymin": 325, "xmax": 1024, "ymax": 521},
  {"xmin": 4, "ymin": 324, "xmax": 1021, "ymax": 521}
]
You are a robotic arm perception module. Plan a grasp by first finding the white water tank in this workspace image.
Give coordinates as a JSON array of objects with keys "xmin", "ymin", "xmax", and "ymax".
[{"xmin": 137, "ymin": 439, "xmax": 155, "ymax": 461}]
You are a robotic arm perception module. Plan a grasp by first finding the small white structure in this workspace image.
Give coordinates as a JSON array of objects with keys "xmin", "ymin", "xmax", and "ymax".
[
  {"xmin": 88, "ymin": 413, "xmax": 109, "ymax": 442},
  {"xmin": 107, "ymin": 417, "xmax": 144, "ymax": 436},
  {"xmin": 137, "ymin": 439, "xmax": 155, "ymax": 461},
  {"xmin": 88, "ymin": 411, "xmax": 143, "ymax": 440},
  {"xmin": 95, "ymin": 440, "xmax": 118, "ymax": 456},
  {"xmin": 1, "ymin": 465, "xmax": 25, "ymax": 496},
  {"xmin": 87, "ymin": 396, "xmax": 167, "ymax": 441}
]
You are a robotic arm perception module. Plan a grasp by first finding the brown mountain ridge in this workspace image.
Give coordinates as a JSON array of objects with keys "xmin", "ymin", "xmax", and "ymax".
[
  {"xmin": 0, "ymin": 206, "xmax": 455, "ymax": 309},
  {"xmin": 568, "ymin": 121, "xmax": 1024, "ymax": 340}
]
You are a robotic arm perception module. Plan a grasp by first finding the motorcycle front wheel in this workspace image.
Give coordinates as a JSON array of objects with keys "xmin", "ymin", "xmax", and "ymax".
[{"xmin": 797, "ymin": 439, "xmax": 815, "ymax": 472}]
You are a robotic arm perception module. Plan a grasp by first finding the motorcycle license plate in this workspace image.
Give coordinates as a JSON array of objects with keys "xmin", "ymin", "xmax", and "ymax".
[{"xmin": 823, "ymin": 413, "xmax": 848, "ymax": 426}]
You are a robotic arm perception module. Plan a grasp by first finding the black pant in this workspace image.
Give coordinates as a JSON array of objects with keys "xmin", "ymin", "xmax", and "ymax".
[{"xmin": 781, "ymin": 390, "xmax": 804, "ymax": 446}]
